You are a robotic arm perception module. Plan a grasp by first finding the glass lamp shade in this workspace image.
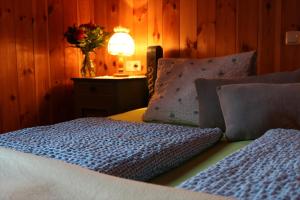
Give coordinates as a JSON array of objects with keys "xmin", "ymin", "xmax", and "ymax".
[{"xmin": 107, "ymin": 27, "xmax": 135, "ymax": 56}]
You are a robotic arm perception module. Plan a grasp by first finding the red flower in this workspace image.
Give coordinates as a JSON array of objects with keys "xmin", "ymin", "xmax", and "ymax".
[
  {"xmin": 75, "ymin": 29, "xmax": 85, "ymax": 40},
  {"xmin": 64, "ymin": 23, "xmax": 110, "ymax": 54}
]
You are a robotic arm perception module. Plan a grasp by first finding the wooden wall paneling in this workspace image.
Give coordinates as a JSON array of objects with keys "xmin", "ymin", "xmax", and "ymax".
[
  {"xmin": 119, "ymin": 0, "xmax": 134, "ymax": 75},
  {"xmin": 77, "ymin": 0, "xmax": 93, "ymax": 24},
  {"xmin": 162, "ymin": 0, "xmax": 180, "ymax": 57},
  {"xmin": 236, "ymin": 0, "xmax": 259, "ymax": 52},
  {"xmin": 0, "ymin": 81, "xmax": 2, "ymax": 132},
  {"xmin": 273, "ymin": 0, "xmax": 282, "ymax": 72},
  {"xmin": 133, "ymin": 0, "xmax": 148, "ymax": 73},
  {"xmin": 106, "ymin": 0, "xmax": 120, "ymax": 35},
  {"xmin": 0, "ymin": 1, "xmax": 20, "ymax": 133},
  {"xmin": 32, "ymin": 0, "xmax": 52, "ymax": 125},
  {"xmin": 63, "ymin": 0, "xmax": 80, "ymax": 82},
  {"xmin": 258, "ymin": 0, "xmax": 282, "ymax": 74},
  {"xmin": 94, "ymin": 0, "xmax": 108, "ymax": 76},
  {"xmin": 77, "ymin": 0, "xmax": 94, "ymax": 78},
  {"xmin": 89, "ymin": 0, "xmax": 94, "ymax": 23},
  {"xmin": 48, "ymin": 0, "xmax": 67, "ymax": 123},
  {"xmin": 147, "ymin": 0, "xmax": 162, "ymax": 46},
  {"xmin": 215, "ymin": 0, "xmax": 237, "ymax": 56},
  {"xmin": 119, "ymin": 0, "xmax": 133, "ymax": 50},
  {"xmin": 14, "ymin": 0, "xmax": 37, "ymax": 128},
  {"xmin": 63, "ymin": 0, "xmax": 80, "ymax": 120},
  {"xmin": 1, "ymin": 0, "xmax": 300, "ymax": 133},
  {"xmin": 119, "ymin": 0, "xmax": 133, "ymax": 29},
  {"xmin": 280, "ymin": 0, "xmax": 300, "ymax": 71},
  {"xmin": 180, "ymin": 0, "xmax": 197, "ymax": 58},
  {"xmin": 197, "ymin": 0, "xmax": 216, "ymax": 58},
  {"xmin": 106, "ymin": 0, "xmax": 120, "ymax": 75},
  {"xmin": 0, "ymin": 57, "xmax": 2, "ymax": 132}
]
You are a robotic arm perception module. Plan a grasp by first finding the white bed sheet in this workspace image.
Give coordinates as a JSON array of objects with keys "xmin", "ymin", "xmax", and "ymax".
[{"xmin": 0, "ymin": 147, "xmax": 231, "ymax": 200}]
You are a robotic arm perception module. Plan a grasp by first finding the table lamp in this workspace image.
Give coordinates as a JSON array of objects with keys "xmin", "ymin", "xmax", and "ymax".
[{"xmin": 108, "ymin": 27, "xmax": 135, "ymax": 77}]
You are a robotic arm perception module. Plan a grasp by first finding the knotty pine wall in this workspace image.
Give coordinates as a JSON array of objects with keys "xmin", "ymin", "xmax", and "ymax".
[{"xmin": 0, "ymin": 0, "xmax": 300, "ymax": 133}]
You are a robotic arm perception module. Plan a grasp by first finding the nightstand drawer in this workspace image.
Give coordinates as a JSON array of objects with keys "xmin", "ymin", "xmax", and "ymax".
[
  {"xmin": 76, "ymin": 94, "xmax": 114, "ymax": 108},
  {"xmin": 72, "ymin": 76, "xmax": 148, "ymax": 118},
  {"xmin": 75, "ymin": 82, "xmax": 114, "ymax": 95},
  {"xmin": 82, "ymin": 108, "xmax": 110, "ymax": 117}
]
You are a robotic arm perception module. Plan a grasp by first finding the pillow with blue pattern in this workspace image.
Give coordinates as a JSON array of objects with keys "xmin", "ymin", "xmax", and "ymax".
[{"xmin": 143, "ymin": 51, "xmax": 257, "ymax": 126}]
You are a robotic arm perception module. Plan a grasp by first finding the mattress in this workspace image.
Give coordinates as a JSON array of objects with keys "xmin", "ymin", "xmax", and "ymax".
[
  {"xmin": 178, "ymin": 129, "xmax": 300, "ymax": 200},
  {"xmin": 0, "ymin": 116, "xmax": 222, "ymax": 181},
  {"xmin": 109, "ymin": 108, "xmax": 251, "ymax": 186}
]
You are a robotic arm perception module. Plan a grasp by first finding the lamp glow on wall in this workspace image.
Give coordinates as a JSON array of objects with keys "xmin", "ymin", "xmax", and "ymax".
[{"xmin": 108, "ymin": 26, "xmax": 135, "ymax": 77}]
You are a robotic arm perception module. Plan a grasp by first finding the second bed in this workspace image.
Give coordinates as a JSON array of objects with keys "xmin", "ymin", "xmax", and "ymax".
[{"xmin": 109, "ymin": 108, "xmax": 251, "ymax": 186}]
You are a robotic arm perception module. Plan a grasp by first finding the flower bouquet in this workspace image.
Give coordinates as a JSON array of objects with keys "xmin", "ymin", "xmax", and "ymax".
[{"xmin": 64, "ymin": 23, "xmax": 110, "ymax": 77}]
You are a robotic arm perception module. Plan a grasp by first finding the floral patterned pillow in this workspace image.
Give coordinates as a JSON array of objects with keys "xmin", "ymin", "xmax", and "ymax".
[{"xmin": 143, "ymin": 51, "xmax": 257, "ymax": 126}]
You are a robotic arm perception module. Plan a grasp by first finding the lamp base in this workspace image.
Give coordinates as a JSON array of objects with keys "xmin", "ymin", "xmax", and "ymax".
[
  {"xmin": 114, "ymin": 56, "xmax": 129, "ymax": 77},
  {"xmin": 113, "ymin": 73, "xmax": 129, "ymax": 77}
]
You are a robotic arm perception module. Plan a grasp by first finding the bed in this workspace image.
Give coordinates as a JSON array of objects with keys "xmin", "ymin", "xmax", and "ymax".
[
  {"xmin": 104, "ymin": 49, "xmax": 300, "ymax": 200},
  {"xmin": 1, "ymin": 45, "xmax": 299, "ymax": 200},
  {"xmin": 0, "ymin": 117, "xmax": 222, "ymax": 181},
  {"xmin": 111, "ymin": 106, "xmax": 300, "ymax": 199},
  {"xmin": 109, "ymin": 108, "xmax": 250, "ymax": 186},
  {"xmin": 0, "ymin": 46, "xmax": 255, "ymax": 183},
  {"xmin": 0, "ymin": 108, "xmax": 242, "ymax": 200},
  {"xmin": 178, "ymin": 129, "xmax": 300, "ymax": 200},
  {"xmin": 0, "ymin": 146, "xmax": 231, "ymax": 200}
]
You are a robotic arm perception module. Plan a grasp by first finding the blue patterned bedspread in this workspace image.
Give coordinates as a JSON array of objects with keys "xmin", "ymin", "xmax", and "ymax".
[
  {"xmin": 0, "ymin": 118, "xmax": 222, "ymax": 181},
  {"xmin": 179, "ymin": 129, "xmax": 300, "ymax": 200}
]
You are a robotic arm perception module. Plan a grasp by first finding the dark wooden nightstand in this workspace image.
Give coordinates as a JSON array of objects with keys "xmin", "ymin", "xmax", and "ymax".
[{"xmin": 72, "ymin": 76, "xmax": 148, "ymax": 117}]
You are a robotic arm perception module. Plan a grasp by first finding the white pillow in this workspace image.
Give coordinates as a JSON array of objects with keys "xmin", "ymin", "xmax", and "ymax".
[{"xmin": 143, "ymin": 51, "xmax": 257, "ymax": 126}]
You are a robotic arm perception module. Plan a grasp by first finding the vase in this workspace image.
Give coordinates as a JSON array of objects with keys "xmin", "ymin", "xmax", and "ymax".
[{"xmin": 81, "ymin": 52, "xmax": 95, "ymax": 77}]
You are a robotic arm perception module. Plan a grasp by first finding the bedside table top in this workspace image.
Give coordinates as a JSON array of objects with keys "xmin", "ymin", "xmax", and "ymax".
[{"xmin": 72, "ymin": 75, "xmax": 146, "ymax": 81}]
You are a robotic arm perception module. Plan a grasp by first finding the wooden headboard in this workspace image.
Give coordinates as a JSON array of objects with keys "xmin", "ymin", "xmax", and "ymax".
[{"xmin": 146, "ymin": 46, "xmax": 163, "ymax": 98}]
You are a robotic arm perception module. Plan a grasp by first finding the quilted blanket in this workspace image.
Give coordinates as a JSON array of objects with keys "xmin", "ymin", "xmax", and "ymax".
[
  {"xmin": 0, "ymin": 118, "xmax": 222, "ymax": 181},
  {"xmin": 179, "ymin": 129, "xmax": 300, "ymax": 200}
]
